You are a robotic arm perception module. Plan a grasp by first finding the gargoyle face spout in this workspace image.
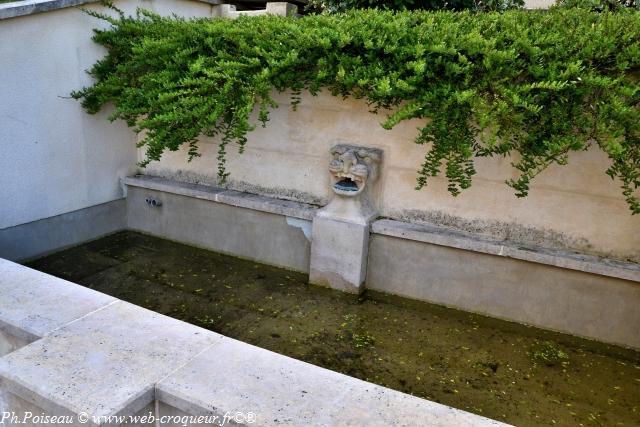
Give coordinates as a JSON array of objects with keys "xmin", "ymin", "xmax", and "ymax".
[{"xmin": 328, "ymin": 145, "xmax": 382, "ymax": 197}]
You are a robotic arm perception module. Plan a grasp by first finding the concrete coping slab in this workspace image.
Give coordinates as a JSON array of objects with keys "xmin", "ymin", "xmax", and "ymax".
[
  {"xmin": 0, "ymin": 0, "xmax": 221, "ymax": 21},
  {"xmin": 372, "ymin": 219, "xmax": 640, "ymax": 283},
  {"xmin": 157, "ymin": 337, "xmax": 509, "ymax": 427},
  {"xmin": 0, "ymin": 300, "xmax": 223, "ymax": 424},
  {"xmin": 0, "ymin": 258, "xmax": 116, "ymax": 343},
  {"xmin": 123, "ymin": 175, "xmax": 319, "ymax": 221}
]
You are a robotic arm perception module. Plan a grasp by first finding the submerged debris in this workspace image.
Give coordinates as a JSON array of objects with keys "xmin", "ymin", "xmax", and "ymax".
[
  {"xmin": 352, "ymin": 332, "xmax": 376, "ymax": 349},
  {"xmin": 530, "ymin": 340, "xmax": 569, "ymax": 366}
]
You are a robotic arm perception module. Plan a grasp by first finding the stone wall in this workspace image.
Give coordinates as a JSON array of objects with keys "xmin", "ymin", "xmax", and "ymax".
[
  {"xmin": 124, "ymin": 176, "xmax": 640, "ymax": 349},
  {"xmin": 141, "ymin": 91, "xmax": 640, "ymax": 262},
  {"xmin": 2, "ymin": 0, "xmax": 629, "ymax": 262}
]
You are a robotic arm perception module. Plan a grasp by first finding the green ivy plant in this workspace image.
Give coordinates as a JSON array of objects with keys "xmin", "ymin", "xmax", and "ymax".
[{"xmin": 73, "ymin": 6, "xmax": 640, "ymax": 213}]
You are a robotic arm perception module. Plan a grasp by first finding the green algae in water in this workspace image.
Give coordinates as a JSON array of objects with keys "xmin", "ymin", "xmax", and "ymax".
[
  {"xmin": 530, "ymin": 340, "xmax": 570, "ymax": 367},
  {"xmin": 26, "ymin": 231, "xmax": 640, "ymax": 426}
]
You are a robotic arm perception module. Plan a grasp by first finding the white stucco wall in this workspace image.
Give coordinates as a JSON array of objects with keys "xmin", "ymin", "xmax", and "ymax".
[
  {"xmin": 142, "ymin": 91, "xmax": 640, "ymax": 261},
  {"xmin": 0, "ymin": 0, "xmax": 215, "ymax": 230}
]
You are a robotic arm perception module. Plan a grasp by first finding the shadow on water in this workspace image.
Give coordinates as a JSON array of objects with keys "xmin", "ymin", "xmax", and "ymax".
[{"xmin": 26, "ymin": 231, "xmax": 640, "ymax": 426}]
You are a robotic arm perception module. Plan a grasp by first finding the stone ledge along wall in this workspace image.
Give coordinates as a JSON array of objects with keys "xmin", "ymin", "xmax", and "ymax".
[{"xmin": 140, "ymin": 90, "xmax": 640, "ymax": 263}]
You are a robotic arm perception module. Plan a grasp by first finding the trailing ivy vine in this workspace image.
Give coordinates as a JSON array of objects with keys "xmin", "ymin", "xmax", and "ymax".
[{"xmin": 73, "ymin": 6, "xmax": 640, "ymax": 213}]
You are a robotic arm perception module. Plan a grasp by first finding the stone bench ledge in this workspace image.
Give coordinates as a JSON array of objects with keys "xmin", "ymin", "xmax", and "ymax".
[
  {"xmin": 123, "ymin": 175, "xmax": 319, "ymax": 221},
  {"xmin": 372, "ymin": 219, "xmax": 640, "ymax": 283}
]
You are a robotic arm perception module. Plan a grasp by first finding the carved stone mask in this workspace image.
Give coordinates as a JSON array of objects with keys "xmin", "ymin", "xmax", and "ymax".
[{"xmin": 328, "ymin": 144, "xmax": 382, "ymax": 197}]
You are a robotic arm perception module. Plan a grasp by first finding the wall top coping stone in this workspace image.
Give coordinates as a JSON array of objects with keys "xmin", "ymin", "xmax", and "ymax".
[
  {"xmin": 0, "ymin": 300, "xmax": 224, "ymax": 423},
  {"xmin": 0, "ymin": 0, "xmax": 221, "ymax": 21},
  {"xmin": 157, "ymin": 337, "xmax": 508, "ymax": 427},
  {"xmin": 0, "ymin": 258, "xmax": 504, "ymax": 426},
  {"xmin": 372, "ymin": 219, "xmax": 640, "ymax": 283},
  {"xmin": 123, "ymin": 175, "xmax": 319, "ymax": 221},
  {"xmin": 0, "ymin": 258, "xmax": 116, "ymax": 342}
]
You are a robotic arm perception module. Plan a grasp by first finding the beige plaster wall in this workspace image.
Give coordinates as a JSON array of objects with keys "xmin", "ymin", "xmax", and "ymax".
[{"xmin": 141, "ymin": 91, "xmax": 640, "ymax": 261}]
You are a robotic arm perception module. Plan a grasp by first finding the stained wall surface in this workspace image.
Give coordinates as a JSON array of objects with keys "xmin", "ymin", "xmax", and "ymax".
[{"xmin": 141, "ymin": 91, "xmax": 640, "ymax": 262}]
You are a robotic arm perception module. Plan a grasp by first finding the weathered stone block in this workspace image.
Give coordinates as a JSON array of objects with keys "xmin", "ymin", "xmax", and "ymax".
[
  {"xmin": 0, "ymin": 302, "xmax": 222, "ymax": 425},
  {"xmin": 0, "ymin": 259, "xmax": 116, "ymax": 342},
  {"xmin": 309, "ymin": 216, "xmax": 370, "ymax": 293},
  {"xmin": 309, "ymin": 144, "xmax": 383, "ymax": 293},
  {"xmin": 157, "ymin": 337, "xmax": 506, "ymax": 427}
]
